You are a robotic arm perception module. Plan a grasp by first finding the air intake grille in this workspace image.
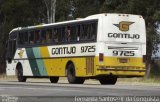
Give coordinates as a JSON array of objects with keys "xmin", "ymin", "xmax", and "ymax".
[{"xmin": 86, "ymin": 57, "xmax": 94, "ymax": 75}]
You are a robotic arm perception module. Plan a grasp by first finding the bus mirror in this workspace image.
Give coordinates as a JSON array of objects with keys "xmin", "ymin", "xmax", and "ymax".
[{"xmin": 6, "ymin": 40, "xmax": 16, "ymax": 63}]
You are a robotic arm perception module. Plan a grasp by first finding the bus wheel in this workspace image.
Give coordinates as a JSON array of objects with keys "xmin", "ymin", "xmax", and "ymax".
[
  {"xmin": 50, "ymin": 77, "xmax": 59, "ymax": 83},
  {"xmin": 16, "ymin": 65, "xmax": 27, "ymax": 82},
  {"xmin": 67, "ymin": 63, "xmax": 85, "ymax": 84},
  {"xmin": 99, "ymin": 76, "xmax": 117, "ymax": 85}
]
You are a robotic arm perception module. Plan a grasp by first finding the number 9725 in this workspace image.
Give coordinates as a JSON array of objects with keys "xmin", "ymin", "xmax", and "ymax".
[{"xmin": 112, "ymin": 50, "xmax": 135, "ymax": 56}]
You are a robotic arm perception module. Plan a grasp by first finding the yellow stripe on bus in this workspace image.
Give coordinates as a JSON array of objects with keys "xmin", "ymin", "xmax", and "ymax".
[{"xmin": 39, "ymin": 46, "xmax": 52, "ymax": 76}]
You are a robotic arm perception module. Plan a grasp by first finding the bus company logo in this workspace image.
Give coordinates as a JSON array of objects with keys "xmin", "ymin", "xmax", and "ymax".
[
  {"xmin": 18, "ymin": 50, "xmax": 24, "ymax": 58},
  {"xmin": 113, "ymin": 21, "xmax": 134, "ymax": 31}
]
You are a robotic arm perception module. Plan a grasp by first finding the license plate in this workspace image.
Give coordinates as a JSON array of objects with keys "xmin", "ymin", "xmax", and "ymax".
[{"xmin": 119, "ymin": 58, "xmax": 128, "ymax": 63}]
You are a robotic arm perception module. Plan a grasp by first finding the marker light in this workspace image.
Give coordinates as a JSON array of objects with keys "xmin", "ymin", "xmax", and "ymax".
[
  {"xmin": 143, "ymin": 55, "xmax": 146, "ymax": 63},
  {"xmin": 99, "ymin": 53, "xmax": 104, "ymax": 62}
]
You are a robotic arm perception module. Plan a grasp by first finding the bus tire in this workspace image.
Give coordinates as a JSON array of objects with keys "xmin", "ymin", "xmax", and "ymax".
[
  {"xmin": 50, "ymin": 77, "xmax": 59, "ymax": 83},
  {"xmin": 16, "ymin": 64, "xmax": 27, "ymax": 82},
  {"xmin": 67, "ymin": 63, "xmax": 85, "ymax": 84},
  {"xmin": 99, "ymin": 76, "xmax": 117, "ymax": 85}
]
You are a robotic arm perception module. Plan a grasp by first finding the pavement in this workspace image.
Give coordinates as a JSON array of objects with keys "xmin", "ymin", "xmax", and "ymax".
[{"xmin": 0, "ymin": 81, "xmax": 160, "ymax": 102}]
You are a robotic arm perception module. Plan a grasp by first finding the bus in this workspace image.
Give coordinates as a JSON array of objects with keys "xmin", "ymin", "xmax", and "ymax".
[{"xmin": 6, "ymin": 13, "xmax": 146, "ymax": 85}]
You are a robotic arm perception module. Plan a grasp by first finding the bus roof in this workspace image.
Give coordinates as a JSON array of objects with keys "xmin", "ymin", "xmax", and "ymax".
[{"xmin": 9, "ymin": 13, "xmax": 143, "ymax": 34}]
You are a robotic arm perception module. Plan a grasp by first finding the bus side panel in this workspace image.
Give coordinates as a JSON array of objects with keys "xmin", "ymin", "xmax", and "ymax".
[
  {"xmin": 68, "ymin": 58, "xmax": 87, "ymax": 77},
  {"xmin": 39, "ymin": 46, "xmax": 68, "ymax": 76},
  {"xmin": 50, "ymin": 58, "xmax": 66, "ymax": 76},
  {"xmin": 7, "ymin": 48, "xmax": 33, "ymax": 76},
  {"xmin": 21, "ymin": 59, "xmax": 34, "ymax": 76},
  {"xmin": 47, "ymin": 43, "xmax": 97, "ymax": 77},
  {"xmin": 49, "ymin": 57, "xmax": 91, "ymax": 77}
]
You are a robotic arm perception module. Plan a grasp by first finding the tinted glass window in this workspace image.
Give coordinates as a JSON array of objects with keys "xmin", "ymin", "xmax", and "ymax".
[
  {"xmin": 29, "ymin": 31, "xmax": 34, "ymax": 44},
  {"xmin": 79, "ymin": 22, "xmax": 97, "ymax": 41},
  {"xmin": 18, "ymin": 31, "xmax": 28, "ymax": 44},
  {"xmin": 9, "ymin": 31, "xmax": 17, "ymax": 40},
  {"xmin": 34, "ymin": 30, "xmax": 41, "ymax": 44},
  {"xmin": 52, "ymin": 28, "xmax": 59, "ymax": 43},
  {"xmin": 17, "ymin": 19, "xmax": 97, "ymax": 46}
]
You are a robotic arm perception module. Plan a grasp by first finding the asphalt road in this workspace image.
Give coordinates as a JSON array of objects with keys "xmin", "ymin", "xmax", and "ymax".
[{"xmin": 0, "ymin": 82, "xmax": 160, "ymax": 102}]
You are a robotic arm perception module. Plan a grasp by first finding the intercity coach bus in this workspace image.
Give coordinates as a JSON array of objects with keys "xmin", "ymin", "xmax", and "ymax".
[{"xmin": 6, "ymin": 13, "xmax": 146, "ymax": 85}]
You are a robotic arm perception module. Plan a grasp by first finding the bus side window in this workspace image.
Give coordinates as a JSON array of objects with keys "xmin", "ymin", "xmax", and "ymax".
[
  {"xmin": 87, "ymin": 23, "xmax": 95, "ymax": 40},
  {"xmin": 80, "ymin": 22, "xmax": 97, "ymax": 41},
  {"xmin": 57, "ymin": 28, "xmax": 62, "ymax": 43},
  {"xmin": 61, "ymin": 27, "xmax": 65, "ymax": 42},
  {"xmin": 41, "ymin": 30, "xmax": 46, "ymax": 44},
  {"xmin": 70, "ymin": 26, "xmax": 77, "ymax": 42},
  {"xmin": 29, "ymin": 31, "xmax": 34, "ymax": 44},
  {"xmin": 19, "ymin": 31, "xmax": 28, "ymax": 45},
  {"xmin": 46, "ymin": 29, "xmax": 52, "ymax": 43},
  {"xmin": 18, "ymin": 32, "xmax": 24, "ymax": 44},
  {"xmin": 91, "ymin": 22, "xmax": 97, "ymax": 40},
  {"xmin": 80, "ymin": 24, "xmax": 85, "ymax": 41},
  {"xmin": 52, "ymin": 28, "xmax": 58, "ymax": 43},
  {"xmin": 35, "ymin": 30, "xmax": 41, "ymax": 44},
  {"xmin": 77, "ymin": 25, "xmax": 80, "ymax": 41},
  {"xmin": 24, "ymin": 32, "xmax": 29, "ymax": 44},
  {"xmin": 65, "ymin": 26, "xmax": 71, "ymax": 42},
  {"xmin": 80, "ymin": 24, "xmax": 89, "ymax": 41}
]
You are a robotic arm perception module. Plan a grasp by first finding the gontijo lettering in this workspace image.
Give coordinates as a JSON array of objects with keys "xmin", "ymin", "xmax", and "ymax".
[
  {"xmin": 52, "ymin": 46, "xmax": 76, "ymax": 55},
  {"xmin": 108, "ymin": 33, "xmax": 140, "ymax": 39}
]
